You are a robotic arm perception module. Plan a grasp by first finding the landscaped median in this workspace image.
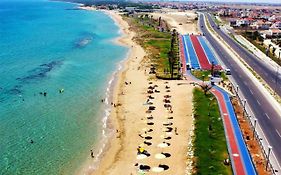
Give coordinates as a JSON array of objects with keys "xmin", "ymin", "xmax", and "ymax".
[{"xmin": 193, "ymin": 88, "xmax": 232, "ymax": 174}]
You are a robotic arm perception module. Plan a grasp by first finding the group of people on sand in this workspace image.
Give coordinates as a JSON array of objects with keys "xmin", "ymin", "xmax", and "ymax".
[{"xmin": 134, "ymin": 81, "xmax": 174, "ymax": 173}]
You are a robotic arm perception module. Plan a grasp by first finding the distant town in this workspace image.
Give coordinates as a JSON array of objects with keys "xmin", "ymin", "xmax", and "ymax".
[{"xmin": 76, "ymin": 0, "xmax": 280, "ymax": 60}]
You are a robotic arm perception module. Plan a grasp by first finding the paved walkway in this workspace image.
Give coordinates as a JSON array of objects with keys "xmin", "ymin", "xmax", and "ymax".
[
  {"xmin": 211, "ymin": 86, "xmax": 256, "ymax": 175},
  {"xmin": 180, "ymin": 34, "xmax": 222, "ymax": 70}
]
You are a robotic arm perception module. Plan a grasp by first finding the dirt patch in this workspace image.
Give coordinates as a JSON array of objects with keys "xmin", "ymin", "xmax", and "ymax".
[{"xmin": 231, "ymin": 97, "xmax": 270, "ymax": 175}]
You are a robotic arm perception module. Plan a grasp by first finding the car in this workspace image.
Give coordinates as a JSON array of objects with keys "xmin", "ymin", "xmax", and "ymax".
[
  {"xmin": 201, "ymin": 25, "xmax": 203, "ymax": 28},
  {"xmin": 225, "ymin": 68, "xmax": 231, "ymax": 75}
]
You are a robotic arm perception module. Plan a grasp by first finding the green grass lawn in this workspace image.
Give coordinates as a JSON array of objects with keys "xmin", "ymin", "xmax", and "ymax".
[
  {"xmin": 191, "ymin": 70, "xmax": 228, "ymax": 81},
  {"xmin": 192, "ymin": 70, "xmax": 211, "ymax": 81},
  {"xmin": 126, "ymin": 16, "xmax": 180, "ymax": 79},
  {"xmin": 193, "ymin": 88, "xmax": 232, "ymax": 175}
]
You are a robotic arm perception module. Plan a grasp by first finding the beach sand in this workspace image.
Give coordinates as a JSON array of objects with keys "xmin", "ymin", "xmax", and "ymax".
[
  {"xmin": 151, "ymin": 9, "xmax": 199, "ymax": 35},
  {"xmin": 78, "ymin": 10, "xmax": 195, "ymax": 174}
]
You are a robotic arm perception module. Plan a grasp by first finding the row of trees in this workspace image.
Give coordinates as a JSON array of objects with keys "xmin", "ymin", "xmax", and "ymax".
[{"xmin": 168, "ymin": 29, "xmax": 179, "ymax": 79}]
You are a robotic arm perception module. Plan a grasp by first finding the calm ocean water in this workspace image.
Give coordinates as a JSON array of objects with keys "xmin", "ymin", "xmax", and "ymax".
[{"xmin": 0, "ymin": 0, "xmax": 128, "ymax": 174}]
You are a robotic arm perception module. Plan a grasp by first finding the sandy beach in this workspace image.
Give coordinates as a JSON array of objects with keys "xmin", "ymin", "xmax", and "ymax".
[
  {"xmin": 77, "ymin": 9, "xmax": 195, "ymax": 174},
  {"xmin": 151, "ymin": 9, "xmax": 199, "ymax": 35}
]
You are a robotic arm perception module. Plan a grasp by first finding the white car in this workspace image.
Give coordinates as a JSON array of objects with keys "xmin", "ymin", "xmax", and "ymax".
[{"xmin": 225, "ymin": 68, "xmax": 231, "ymax": 75}]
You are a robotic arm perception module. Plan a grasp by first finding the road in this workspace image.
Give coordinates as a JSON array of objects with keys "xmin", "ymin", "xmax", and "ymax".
[
  {"xmin": 199, "ymin": 13, "xmax": 281, "ymax": 169},
  {"xmin": 205, "ymin": 14, "xmax": 281, "ymax": 97}
]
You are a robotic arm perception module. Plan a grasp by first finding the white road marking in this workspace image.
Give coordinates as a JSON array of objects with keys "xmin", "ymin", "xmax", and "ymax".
[
  {"xmin": 265, "ymin": 113, "xmax": 270, "ymax": 120},
  {"xmin": 250, "ymin": 89, "xmax": 254, "ymax": 95},
  {"xmin": 257, "ymin": 100, "xmax": 261, "ymax": 106},
  {"xmin": 276, "ymin": 129, "xmax": 281, "ymax": 138}
]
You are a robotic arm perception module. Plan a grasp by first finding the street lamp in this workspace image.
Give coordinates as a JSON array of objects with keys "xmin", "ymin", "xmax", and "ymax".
[
  {"xmin": 266, "ymin": 145, "xmax": 272, "ymax": 171},
  {"xmin": 253, "ymin": 118, "xmax": 257, "ymax": 138}
]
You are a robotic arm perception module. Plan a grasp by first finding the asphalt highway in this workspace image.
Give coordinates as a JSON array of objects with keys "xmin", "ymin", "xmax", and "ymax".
[
  {"xmin": 199, "ymin": 13, "xmax": 281, "ymax": 168},
  {"xmin": 205, "ymin": 14, "xmax": 281, "ymax": 97}
]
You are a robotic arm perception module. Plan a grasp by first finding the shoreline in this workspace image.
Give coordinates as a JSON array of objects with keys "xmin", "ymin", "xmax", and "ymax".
[
  {"xmin": 90, "ymin": 10, "xmax": 147, "ymax": 174},
  {"xmin": 92, "ymin": 10, "xmax": 194, "ymax": 175},
  {"xmin": 77, "ymin": 6, "xmax": 195, "ymax": 175},
  {"xmin": 75, "ymin": 9, "xmax": 145, "ymax": 175}
]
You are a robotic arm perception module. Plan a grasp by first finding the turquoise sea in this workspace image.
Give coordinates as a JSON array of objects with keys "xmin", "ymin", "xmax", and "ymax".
[{"xmin": 0, "ymin": 0, "xmax": 128, "ymax": 174}]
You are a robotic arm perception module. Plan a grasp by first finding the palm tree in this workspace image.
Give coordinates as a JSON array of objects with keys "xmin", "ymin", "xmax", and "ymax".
[{"xmin": 168, "ymin": 51, "xmax": 175, "ymax": 79}]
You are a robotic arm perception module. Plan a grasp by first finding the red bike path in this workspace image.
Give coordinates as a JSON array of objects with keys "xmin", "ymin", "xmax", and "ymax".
[{"xmin": 211, "ymin": 88, "xmax": 246, "ymax": 175}]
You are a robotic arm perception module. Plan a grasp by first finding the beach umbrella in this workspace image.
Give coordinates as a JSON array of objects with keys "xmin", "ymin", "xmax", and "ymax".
[
  {"xmin": 162, "ymin": 127, "xmax": 172, "ymax": 133},
  {"xmin": 147, "ymin": 122, "xmax": 154, "ymax": 125},
  {"xmin": 144, "ymin": 140, "xmax": 152, "ymax": 146},
  {"xmin": 145, "ymin": 136, "xmax": 152, "ymax": 140},
  {"xmin": 166, "ymin": 132, "xmax": 172, "ymax": 136},
  {"xmin": 137, "ymin": 154, "xmax": 148, "ymax": 160},
  {"xmin": 159, "ymin": 164, "xmax": 169, "ymax": 170},
  {"xmin": 152, "ymin": 167, "xmax": 164, "ymax": 172},
  {"xmin": 155, "ymin": 153, "xmax": 166, "ymax": 159},
  {"xmin": 139, "ymin": 164, "xmax": 151, "ymax": 171},
  {"xmin": 165, "ymin": 127, "xmax": 173, "ymax": 132},
  {"xmin": 157, "ymin": 142, "xmax": 169, "ymax": 148},
  {"xmin": 165, "ymin": 116, "xmax": 173, "ymax": 119},
  {"xmin": 164, "ymin": 136, "xmax": 171, "ymax": 140},
  {"xmin": 162, "ymin": 152, "xmax": 171, "ymax": 157},
  {"xmin": 163, "ymin": 121, "xmax": 173, "ymax": 126}
]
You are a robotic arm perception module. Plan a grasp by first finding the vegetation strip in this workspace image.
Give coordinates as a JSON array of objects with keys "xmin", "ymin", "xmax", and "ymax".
[
  {"xmin": 124, "ymin": 14, "xmax": 180, "ymax": 79},
  {"xmin": 193, "ymin": 88, "xmax": 231, "ymax": 174}
]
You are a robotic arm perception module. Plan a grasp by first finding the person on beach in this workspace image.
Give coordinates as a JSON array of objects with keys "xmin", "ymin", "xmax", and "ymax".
[{"xmin": 90, "ymin": 150, "xmax": 94, "ymax": 158}]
